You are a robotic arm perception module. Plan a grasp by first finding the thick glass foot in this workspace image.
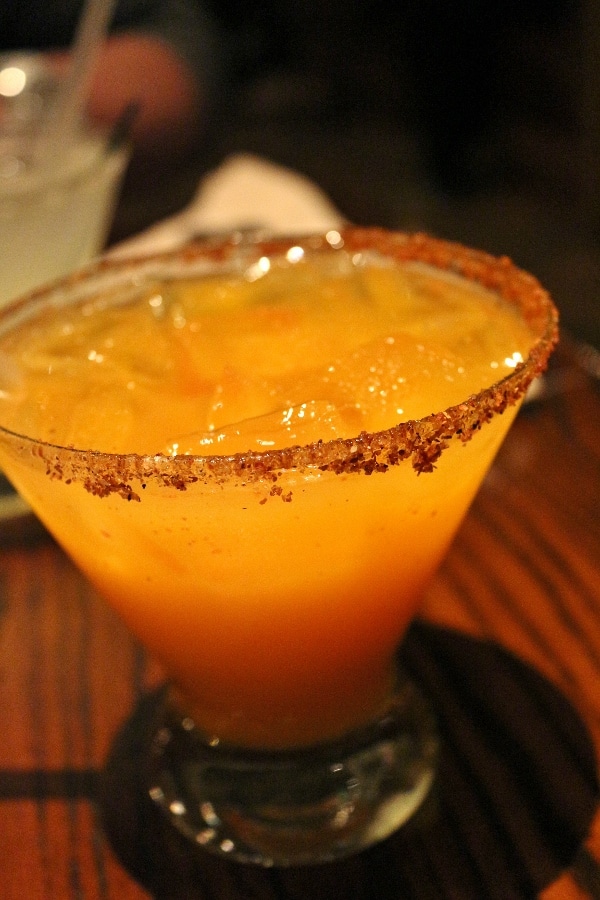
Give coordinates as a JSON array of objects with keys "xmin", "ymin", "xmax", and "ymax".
[{"xmin": 147, "ymin": 676, "xmax": 438, "ymax": 866}]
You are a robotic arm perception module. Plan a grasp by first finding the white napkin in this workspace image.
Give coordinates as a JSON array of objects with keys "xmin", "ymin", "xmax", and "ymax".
[{"xmin": 113, "ymin": 153, "xmax": 346, "ymax": 257}]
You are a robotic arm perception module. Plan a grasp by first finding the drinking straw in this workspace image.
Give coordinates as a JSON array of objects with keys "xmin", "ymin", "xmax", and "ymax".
[{"xmin": 36, "ymin": 0, "xmax": 118, "ymax": 166}]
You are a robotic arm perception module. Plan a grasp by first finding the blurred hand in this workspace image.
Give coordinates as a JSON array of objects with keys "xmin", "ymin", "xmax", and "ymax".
[{"xmin": 48, "ymin": 33, "xmax": 202, "ymax": 162}]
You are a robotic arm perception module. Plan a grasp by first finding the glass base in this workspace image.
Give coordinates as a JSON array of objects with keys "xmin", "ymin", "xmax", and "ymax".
[{"xmin": 147, "ymin": 675, "xmax": 438, "ymax": 867}]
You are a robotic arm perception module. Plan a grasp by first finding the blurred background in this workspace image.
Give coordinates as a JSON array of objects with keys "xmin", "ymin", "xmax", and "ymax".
[
  {"xmin": 3, "ymin": 0, "xmax": 599, "ymax": 348},
  {"xmin": 125, "ymin": 0, "xmax": 600, "ymax": 349}
]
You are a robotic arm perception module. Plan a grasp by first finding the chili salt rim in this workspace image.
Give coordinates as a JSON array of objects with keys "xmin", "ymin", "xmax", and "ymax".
[{"xmin": 0, "ymin": 229, "xmax": 559, "ymax": 500}]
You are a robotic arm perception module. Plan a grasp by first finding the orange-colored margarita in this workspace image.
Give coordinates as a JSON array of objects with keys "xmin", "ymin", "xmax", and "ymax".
[{"xmin": 0, "ymin": 231, "xmax": 557, "ymax": 749}]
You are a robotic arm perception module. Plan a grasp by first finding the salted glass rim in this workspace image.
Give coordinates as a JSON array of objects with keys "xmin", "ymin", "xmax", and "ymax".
[{"xmin": 0, "ymin": 228, "xmax": 559, "ymax": 494}]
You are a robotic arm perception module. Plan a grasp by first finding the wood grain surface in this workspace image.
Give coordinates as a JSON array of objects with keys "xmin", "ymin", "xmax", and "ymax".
[{"xmin": 0, "ymin": 337, "xmax": 598, "ymax": 899}]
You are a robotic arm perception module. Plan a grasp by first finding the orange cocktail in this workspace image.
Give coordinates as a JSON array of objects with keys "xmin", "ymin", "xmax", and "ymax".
[{"xmin": 0, "ymin": 229, "xmax": 558, "ymax": 864}]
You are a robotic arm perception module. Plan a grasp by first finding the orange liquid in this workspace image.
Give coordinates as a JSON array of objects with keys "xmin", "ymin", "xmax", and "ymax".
[{"xmin": 0, "ymin": 253, "xmax": 532, "ymax": 747}]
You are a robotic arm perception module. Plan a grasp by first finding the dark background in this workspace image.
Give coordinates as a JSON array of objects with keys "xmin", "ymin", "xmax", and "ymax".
[{"xmin": 115, "ymin": 0, "xmax": 600, "ymax": 349}]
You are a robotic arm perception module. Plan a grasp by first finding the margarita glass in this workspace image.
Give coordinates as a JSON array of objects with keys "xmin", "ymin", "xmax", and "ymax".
[{"xmin": 0, "ymin": 229, "xmax": 558, "ymax": 866}]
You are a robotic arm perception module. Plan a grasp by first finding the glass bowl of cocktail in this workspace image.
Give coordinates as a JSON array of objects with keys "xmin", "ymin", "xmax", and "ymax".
[{"xmin": 0, "ymin": 228, "xmax": 558, "ymax": 866}]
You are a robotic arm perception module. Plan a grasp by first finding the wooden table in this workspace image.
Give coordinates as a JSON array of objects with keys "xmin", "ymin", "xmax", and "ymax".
[{"xmin": 0, "ymin": 337, "xmax": 598, "ymax": 899}]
